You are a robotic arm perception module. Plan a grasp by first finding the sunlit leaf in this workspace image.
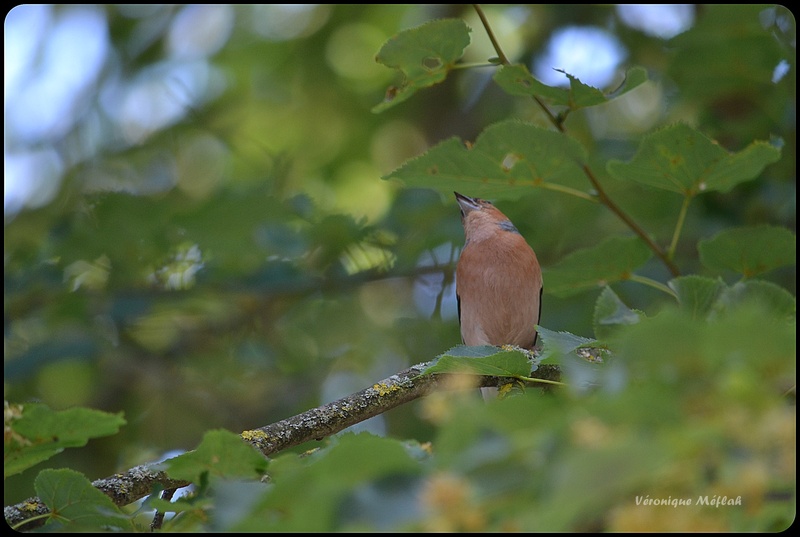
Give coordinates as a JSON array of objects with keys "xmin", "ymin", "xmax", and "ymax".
[
  {"xmin": 373, "ymin": 19, "xmax": 471, "ymax": 112},
  {"xmin": 544, "ymin": 236, "xmax": 652, "ymax": 297},
  {"xmin": 383, "ymin": 120, "xmax": 586, "ymax": 199},
  {"xmin": 698, "ymin": 225, "xmax": 796, "ymax": 277},
  {"xmin": 606, "ymin": 123, "xmax": 781, "ymax": 195},
  {"xmin": 63, "ymin": 255, "xmax": 111, "ymax": 291}
]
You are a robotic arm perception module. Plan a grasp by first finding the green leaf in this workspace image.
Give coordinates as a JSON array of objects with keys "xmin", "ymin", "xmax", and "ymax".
[
  {"xmin": 35, "ymin": 468, "xmax": 130, "ymax": 530},
  {"xmin": 537, "ymin": 327, "xmax": 596, "ymax": 363},
  {"xmin": 237, "ymin": 433, "xmax": 422, "ymax": 532},
  {"xmin": 698, "ymin": 225, "xmax": 796, "ymax": 277},
  {"xmin": 492, "ymin": 64, "xmax": 573, "ymax": 103},
  {"xmin": 373, "ymin": 19, "xmax": 471, "ymax": 112},
  {"xmin": 593, "ymin": 287, "xmax": 642, "ymax": 341},
  {"xmin": 5, "ymin": 403, "xmax": 126, "ymax": 478},
  {"xmin": 543, "ymin": 236, "xmax": 653, "ymax": 297},
  {"xmin": 668, "ymin": 4, "xmax": 786, "ymax": 101},
  {"xmin": 711, "ymin": 280, "xmax": 796, "ymax": 320},
  {"xmin": 493, "ymin": 64, "xmax": 647, "ymax": 110},
  {"xmin": 537, "ymin": 327, "xmax": 609, "ymax": 389},
  {"xmin": 383, "ymin": 120, "xmax": 586, "ymax": 199},
  {"xmin": 163, "ymin": 429, "xmax": 269, "ymax": 483},
  {"xmin": 668, "ymin": 275, "xmax": 727, "ymax": 320},
  {"xmin": 571, "ymin": 67, "xmax": 649, "ymax": 102},
  {"xmin": 424, "ymin": 345, "xmax": 532, "ymax": 377},
  {"xmin": 606, "ymin": 123, "xmax": 782, "ymax": 195}
]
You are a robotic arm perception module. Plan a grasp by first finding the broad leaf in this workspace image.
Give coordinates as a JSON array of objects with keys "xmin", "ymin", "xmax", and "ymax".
[
  {"xmin": 163, "ymin": 429, "xmax": 268, "ymax": 483},
  {"xmin": 424, "ymin": 345, "xmax": 532, "ymax": 378},
  {"xmin": 5, "ymin": 403, "xmax": 126, "ymax": 478},
  {"xmin": 711, "ymin": 280, "xmax": 796, "ymax": 320},
  {"xmin": 35, "ymin": 469, "xmax": 130, "ymax": 530},
  {"xmin": 537, "ymin": 327, "xmax": 596, "ymax": 363},
  {"xmin": 668, "ymin": 4, "xmax": 786, "ymax": 100},
  {"xmin": 544, "ymin": 236, "xmax": 652, "ymax": 297},
  {"xmin": 606, "ymin": 123, "xmax": 781, "ymax": 195},
  {"xmin": 668, "ymin": 275, "xmax": 727, "ymax": 320},
  {"xmin": 593, "ymin": 286, "xmax": 642, "ymax": 341},
  {"xmin": 698, "ymin": 225, "xmax": 796, "ymax": 277},
  {"xmin": 384, "ymin": 120, "xmax": 586, "ymax": 199},
  {"xmin": 373, "ymin": 19, "xmax": 471, "ymax": 112},
  {"xmin": 493, "ymin": 64, "xmax": 647, "ymax": 109},
  {"xmin": 237, "ymin": 433, "xmax": 422, "ymax": 532}
]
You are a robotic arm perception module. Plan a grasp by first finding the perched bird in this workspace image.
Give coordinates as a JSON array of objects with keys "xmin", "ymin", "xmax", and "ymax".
[{"xmin": 454, "ymin": 192, "xmax": 543, "ymax": 394}]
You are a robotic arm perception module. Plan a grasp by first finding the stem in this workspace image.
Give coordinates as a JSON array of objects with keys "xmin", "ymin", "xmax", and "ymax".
[
  {"xmin": 627, "ymin": 273, "xmax": 678, "ymax": 299},
  {"xmin": 472, "ymin": 4, "xmax": 509, "ymax": 65},
  {"xmin": 516, "ymin": 375, "xmax": 567, "ymax": 387},
  {"xmin": 582, "ymin": 165, "xmax": 682, "ymax": 277},
  {"xmin": 537, "ymin": 95, "xmax": 564, "ymax": 131},
  {"xmin": 472, "ymin": 3, "xmax": 681, "ymax": 279},
  {"xmin": 11, "ymin": 513, "xmax": 51, "ymax": 531},
  {"xmin": 669, "ymin": 194, "xmax": 693, "ymax": 260}
]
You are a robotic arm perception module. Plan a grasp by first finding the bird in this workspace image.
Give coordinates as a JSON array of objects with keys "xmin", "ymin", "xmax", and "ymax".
[{"xmin": 454, "ymin": 191, "xmax": 543, "ymax": 396}]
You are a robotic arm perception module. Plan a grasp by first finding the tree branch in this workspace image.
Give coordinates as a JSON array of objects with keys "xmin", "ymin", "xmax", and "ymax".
[{"xmin": 4, "ymin": 360, "xmax": 561, "ymax": 530}]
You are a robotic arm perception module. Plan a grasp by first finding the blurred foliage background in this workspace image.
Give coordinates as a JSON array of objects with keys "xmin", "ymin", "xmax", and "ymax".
[{"xmin": 4, "ymin": 4, "xmax": 796, "ymax": 530}]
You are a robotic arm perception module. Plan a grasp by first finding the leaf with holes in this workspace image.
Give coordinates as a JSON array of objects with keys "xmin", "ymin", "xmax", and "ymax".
[
  {"xmin": 373, "ymin": 19, "xmax": 471, "ymax": 112},
  {"xmin": 494, "ymin": 64, "xmax": 647, "ymax": 109},
  {"xmin": 544, "ymin": 236, "xmax": 652, "ymax": 298},
  {"xmin": 383, "ymin": 120, "xmax": 586, "ymax": 199},
  {"xmin": 606, "ymin": 123, "xmax": 782, "ymax": 195}
]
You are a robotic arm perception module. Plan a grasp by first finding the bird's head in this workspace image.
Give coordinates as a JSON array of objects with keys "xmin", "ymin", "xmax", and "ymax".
[{"xmin": 454, "ymin": 191, "xmax": 517, "ymax": 242}]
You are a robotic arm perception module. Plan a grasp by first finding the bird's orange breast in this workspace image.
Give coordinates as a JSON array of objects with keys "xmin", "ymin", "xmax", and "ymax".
[{"xmin": 456, "ymin": 231, "xmax": 542, "ymax": 349}]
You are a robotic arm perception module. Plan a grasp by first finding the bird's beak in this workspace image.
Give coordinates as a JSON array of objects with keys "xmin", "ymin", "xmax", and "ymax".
[{"xmin": 454, "ymin": 192, "xmax": 481, "ymax": 215}]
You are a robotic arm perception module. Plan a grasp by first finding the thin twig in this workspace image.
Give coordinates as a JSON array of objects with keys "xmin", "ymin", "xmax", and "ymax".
[
  {"xmin": 472, "ymin": 4, "xmax": 509, "ymax": 65},
  {"xmin": 472, "ymin": 4, "xmax": 681, "ymax": 278},
  {"xmin": 582, "ymin": 164, "xmax": 681, "ymax": 277},
  {"xmin": 150, "ymin": 488, "xmax": 177, "ymax": 531}
]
